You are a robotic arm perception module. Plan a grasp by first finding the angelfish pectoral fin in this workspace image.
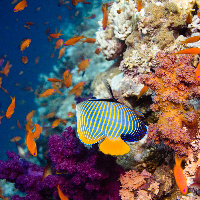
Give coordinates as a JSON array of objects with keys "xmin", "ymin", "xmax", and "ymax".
[{"xmin": 99, "ymin": 137, "xmax": 130, "ymax": 155}]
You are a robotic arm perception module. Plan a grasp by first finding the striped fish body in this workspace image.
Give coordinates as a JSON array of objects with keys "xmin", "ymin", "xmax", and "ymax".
[{"xmin": 76, "ymin": 100, "xmax": 147, "ymax": 155}]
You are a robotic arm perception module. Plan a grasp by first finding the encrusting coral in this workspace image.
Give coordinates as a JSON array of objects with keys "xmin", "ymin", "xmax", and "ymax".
[
  {"xmin": 119, "ymin": 165, "xmax": 174, "ymax": 199},
  {"xmin": 0, "ymin": 127, "xmax": 124, "ymax": 200},
  {"xmin": 140, "ymin": 52, "xmax": 200, "ymax": 156}
]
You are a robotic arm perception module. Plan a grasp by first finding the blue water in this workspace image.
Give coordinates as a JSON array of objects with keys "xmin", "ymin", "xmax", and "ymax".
[{"xmin": 0, "ymin": 0, "xmax": 84, "ymax": 161}]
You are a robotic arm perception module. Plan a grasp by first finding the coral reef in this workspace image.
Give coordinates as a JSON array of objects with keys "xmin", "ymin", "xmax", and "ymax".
[
  {"xmin": 140, "ymin": 52, "xmax": 200, "ymax": 156},
  {"xmin": 0, "ymin": 127, "xmax": 123, "ymax": 200},
  {"xmin": 119, "ymin": 165, "xmax": 174, "ymax": 199}
]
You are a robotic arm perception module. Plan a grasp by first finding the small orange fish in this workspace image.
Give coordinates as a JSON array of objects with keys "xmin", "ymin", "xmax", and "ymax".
[
  {"xmin": 24, "ymin": 25, "xmax": 30, "ymax": 30},
  {"xmin": 95, "ymin": 47, "xmax": 101, "ymax": 55},
  {"xmin": 173, "ymin": 48, "xmax": 200, "ymax": 55},
  {"xmin": 10, "ymin": 136, "xmax": 22, "ymax": 142},
  {"xmin": 26, "ymin": 110, "xmax": 36, "ymax": 122},
  {"xmin": 186, "ymin": 12, "xmax": 193, "ymax": 24},
  {"xmin": 174, "ymin": 154, "xmax": 188, "ymax": 194},
  {"xmin": 68, "ymin": 82, "xmax": 85, "ymax": 97},
  {"xmin": 88, "ymin": 14, "xmax": 96, "ymax": 19},
  {"xmin": 33, "ymin": 124, "xmax": 42, "ymax": 140},
  {"xmin": 54, "ymin": 39, "xmax": 64, "ymax": 51},
  {"xmin": 64, "ymin": 35, "xmax": 85, "ymax": 46},
  {"xmin": 35, "ymin": 7, "xmax": 41, "ymax": 11},
  {"xmin": 20, "ymin": 39, "xmax": 31, "ymax": 51},
  {"xmin": 39, "ymin": 88, "xmax": 56, "ymax": 98},
  {"xmin": 72, "ymin": 102, "xmax": 76, "ymax": 109},
  {"xmin": 82, "ymin": 38, "xmax": 96, "ymax": 43},
  {"xmin": 26, "ymin": 130, "xmax": 37, "ymax": 156},
  {"xmin": 35, "ymin": 56, "xmax": 40, "ymax": 64},
  {"xmin": 51, "ymin": 118, "xmax": 62, "ymax": 128},
  {"xmin": 71, "ymin": 0, "xmax": 87, "ymax": 6},
  {"xmin": 6, "ymin": 96, "xmax": 15, "ymax": 119},
  {"xmin": 22, "ymin": 56, "xmax": 28, "ymax": 64},
  {"xmin": 58, "ymin": 47, "xmax": 65, "ymax": 59},
  {"xmin": 137, "ymin": 0, "xmax": 143, "ymax": 12},
  {"xmin": 63, "ymin": 69, "xmax": 72, "ymax": 88},
  {"xmin": 0, "ymin": 115, "xmax": 3, "ymax": 124},
  {"xmin": 197, "ymin": 12, "xmax": 200, "ymax": 19},
  {"xmin": 45, "ymin": 112, "xmax": 56, "ymax": 119},
  {"xmin": 50, "ymin": 29, "xmax": 64, "ymax": 39},
  {"xmin": 181, "ymin": 36, "xmax": 200, "ymax": 44},
  {"xmin": 47, "ymin": 78, "xmax": 62, "ymax": 83},
  {"xmin": 78, "ymin": 58, "xmax": 91, "ymax": 73},
  {"xmin": 68, "ymin": 111, "xmax": 75, "ymax": 118},
  {"xmin": 102, "ymin": 4, "xmax": 108, "ymax": 30},
  {"xmin": 195, "ymin": 62, "xmax": 200, "ymax": 81},
  {"xmin": 137, "ymin": 85, "xmax": 149, "ymax": 100},
  {"xmin": 11, "ymin": 0, "xmax": 18, "ymax": 4},
  {"xmin": 42, "ymin": 156, "xmax": 52, "ymax": 181},
  {"xmin": 58, "ymin": 14, "xmax": 62, "ymax": 21},
  {"xmin": 0, "ymin": 61, "xmax": 12, "ymax": 77},
  {"xmin": 57, "ymin": 185, "xmax": 69, "ymax": 200},
  {"xmin": 17, "ymin": 119, "xmax": 21, "ymax": 129},
  {"xmin": 13, "ymin": 0, "xmax": 27, "ymax": 12},
  {"xmin": 26, "ymin": 22, "xmax": 34, "ymax": 26}
]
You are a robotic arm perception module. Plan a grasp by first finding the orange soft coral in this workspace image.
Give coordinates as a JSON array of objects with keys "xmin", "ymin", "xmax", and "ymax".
[{"xmin": 140, "ymin": 52, "xmax": 200, "ymax": 156}]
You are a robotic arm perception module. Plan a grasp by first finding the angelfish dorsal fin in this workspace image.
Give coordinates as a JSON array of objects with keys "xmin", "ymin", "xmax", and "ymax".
[{"xmin": 103, "ymin": 79, "xmax": 118, "ymax": 102}]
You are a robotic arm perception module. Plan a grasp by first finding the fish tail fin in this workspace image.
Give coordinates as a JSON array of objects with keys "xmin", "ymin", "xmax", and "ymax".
[
  {"xmin": 99, "ymin": 137, "xmax": 130, "ymax": 155},
  {"xmin": 121, "ymin": 122, "xmax": 147, "ymax": 142},
  {"xmin": 175, "ymin": 154, "xmax": 184, "ymax": 167}
]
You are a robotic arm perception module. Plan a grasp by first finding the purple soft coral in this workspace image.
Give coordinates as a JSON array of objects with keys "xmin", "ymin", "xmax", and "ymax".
[
  {"xmin": 0, "ymin": 127, "xmax": 123, "ymax": 200},
  {"xmin": 48, "ymin": 126, "xmax": 123, "ymax": 200}
]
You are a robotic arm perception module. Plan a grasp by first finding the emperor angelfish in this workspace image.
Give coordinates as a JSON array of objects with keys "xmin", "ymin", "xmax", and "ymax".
[{"xmin": 76, "ymin": 99, "xmax": 147, "ymax": 156}]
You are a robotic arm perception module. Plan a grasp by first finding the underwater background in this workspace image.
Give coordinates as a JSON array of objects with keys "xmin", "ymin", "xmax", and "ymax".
[{"xmin": 0, "ymin": 0, "xmax": 200, "ymax": 199}]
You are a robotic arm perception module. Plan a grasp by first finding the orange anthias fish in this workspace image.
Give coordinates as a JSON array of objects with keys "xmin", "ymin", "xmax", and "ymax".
[
  {"xmin": 20, "ymin": 39, "xmax": 31, "ymax": 51},
  {"xmin": 137, "ymin": 0, "xmax": 143, "ymax": 12},
  {"xmin": 26, "ymin": 110, "xmax": 36, "ymax": 122},
  {"xmin": 78, "ymin": 58, "xmax": 91, "ymax": 73},
  {"xmin": 10, "ymin": 136, "xmax": 22, "ymax": 142},
  {"xmin": 0, "ymin": 61, "xmax": 12, "ymax": 77},
  {"xmin": 54, "ymin": 39, "xmax": 64, "ymax": 51},
  {"xmin": 71, "ymin": 0, "xmax": 90, "ymax": 6},
  {"xmin": 64, "ymin": 35, "xmax": 85, "ymax": 46},
  {"xmin": 102, "ymin": 4, "xmax": 108, "ymax": 30},
  {"xmin": 63, "ymin": 69, "xmax": 72, "ymax": 88},
  {"xmin": 51, "ymin": 118, "xmax": 62, "ymax": 128},
  {"xmin": 17, "ymin": 118, "xmax": 21, "ymax": 129},
  {"xmin": 13, "ymin": 0, "xmax": 27, "ymax": 12},
  {"xmin": 39, "ymin": 88, "xmax": 56, "ymax": 98},
  {"xmin": 47, "ymin": 78, "xmax": 63, "ymax": 83},
  {"xmin": 95, "ymin": 47, "xmax": 101, "ymax": 55},
  {"xmin": 137, "ymin": 85, "xmax": 149, "ymax": 100},
  {"xmin": 174, "ymin": 154, "xmax": 188, "ymax": 194},
  {"xmin": 181, "ymin": 36, "xmax": 200, "ymax": 44},
  {"xmin": 42, "ymin": 156, "xmax": 52, "ymax": 181},
  {"xmin": 173, "ymin": 48, "xmax": 200, "ymax": 55},
  {"xmin": 33, "ymin": 124, "xmax": 42, "ymax": 140},
  {"xmin": 68, "ymin": 82, "xmax": 85, "ymax": 97},
  {"xmin": 6, "ymin": 96, "xmax": 15, "ymax": 119},
  {"xmin": 50, "ymin": 29, "xmax": 64, "ymax": 39},
  {"xmin": 82, "ymin": 38, "xmax": 96, "ymax": 43},
  {"xmin": 195, "ymin": 62, "xmax": 200, "ymax": 82},
  {"xmin": 26, "ymin": 130, "xmax": 37, "ymax": 156},
  {"xmin": 57, "ymin": 185, "xmax": 69, "ymax": 200},
  {"xmin": 68, "ymin": 111, "xmax": 75, "ymax": 118},
  {"xmin": 22, "ymin": 56, "xmax": 28, "ymax": 64},
  {"xmin": 58, "ymin": 47, "xmax": 65, "ymax": 59}
]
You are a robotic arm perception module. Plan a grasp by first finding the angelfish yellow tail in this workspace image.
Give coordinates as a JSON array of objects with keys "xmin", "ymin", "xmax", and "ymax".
[{"xmin": 99, "ymin": 137, "xmax": 130, "ymax": 156}]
